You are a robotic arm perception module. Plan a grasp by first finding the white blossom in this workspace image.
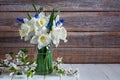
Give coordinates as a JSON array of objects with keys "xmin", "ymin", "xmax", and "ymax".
[
  {"xmin": 37, "ymin": 33, "xmax": 51, "ymax": 49},
  {"xmin": 5, "ymin": 54, "xmax": 12, "ymax": 60},
  {"xmin": 3, "ymin": 59, "xmax": 9, "ymax": 65},
  {"xmin": 9, "ymin": 72, "xmax": 14, "ymax": 77}
]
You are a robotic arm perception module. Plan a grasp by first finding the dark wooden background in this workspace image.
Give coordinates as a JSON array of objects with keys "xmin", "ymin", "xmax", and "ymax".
[{"xmin": 0, "ymin": 0, "xmax": 120, "ymax": 63}]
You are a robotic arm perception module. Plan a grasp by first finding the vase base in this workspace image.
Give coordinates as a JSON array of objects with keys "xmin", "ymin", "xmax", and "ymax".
[{"xmin": 35, "ymin": 70, "xmax": 53, "ymax": 75}]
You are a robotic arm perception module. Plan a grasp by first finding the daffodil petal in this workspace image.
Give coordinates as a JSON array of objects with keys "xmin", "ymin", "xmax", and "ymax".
[{"xmin": 30, "ymin": 36, "xmax": 38, "ymax": 44}]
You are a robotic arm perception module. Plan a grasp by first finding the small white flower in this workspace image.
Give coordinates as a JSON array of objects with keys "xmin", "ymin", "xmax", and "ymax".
[
  {"xmin": 15, "ymin": 59, "xmax": 23, "ymax": 65},
  {"xmin": 9, "ymin": 72, "xmax": 14, "ymax": 77},
  {"xmin": 5, "ymin": 54, "xmax": 12, "ymax": 60},
  {"xmin": 3, "ymin": 59, "xmax": 9, "ymax": 65},
  {"xmin": 56, "ymin": 57, "xmax": 62, "ymax": 63},
  {"xmin": 9, "ymin": 63, "xmax": 19, "ymax": 70},
  {"xmin": 29, "ymin": 62, "xmax": 37, "ymax": 70},
  {"xmin": 17, "ymin": 50, "xmax": 27, "ymax": 58},
  {"xmin": 74, "ymin": 69, "xmax": 79, "ymax": 80},
  {"xmin": 24, "ymin": 66, "xmax": 29, "ymax": 71}
]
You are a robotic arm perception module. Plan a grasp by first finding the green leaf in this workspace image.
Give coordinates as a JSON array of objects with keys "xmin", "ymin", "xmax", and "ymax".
[
  {"xmin": 8, "ymin": 52, "xmax": 14, "ymax": 56},
  {"xmin": 58, "ymin": 69, "xmax": 65, "ymax": 75},
  {"xmin": 27, "ymin": 70, "xmax": 31, "ymax": 78},
  {"xmin": 54, "ymin": 65, "xmax": 58, "ymax": 70},
  {"xmin": 32, "ymin": 3, "xmax": 38, "ymax": 13},
  {"xmin": 54, "ymin": 8, "xmax": 61, "ymax": 19},
  {"xmin": 21, "ymin": 48, "xmax": 28, "ymax": 54},
  {"xmin": 17, "ymin": 72, "xmax": 22, "ymax": 75},
  {"xmin": 48, "ymin": 9, "xmax": 55, "ymax": 33},
  {"xmin": 27, "ymin": 13, "xmax": 32, "ymax": 20}
]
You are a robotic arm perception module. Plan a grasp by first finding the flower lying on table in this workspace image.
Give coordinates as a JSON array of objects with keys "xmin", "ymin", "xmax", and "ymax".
[
  {"xmin": 0, "ymin": 49, "xmax": 79, "ymax": 80},
  {"xmin": 0, "ymin": 49, "xmax": 37, "ymax": 80}
]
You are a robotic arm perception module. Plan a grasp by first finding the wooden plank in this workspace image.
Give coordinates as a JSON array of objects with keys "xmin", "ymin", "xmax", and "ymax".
[
  {"xmin": 53, "ymin": 48, "xmax": 120, "ymax": 63},
  {"xmin": 0, "ymin": 12, "xmax": 120, "ymax": 32},
  {"xmin": 0, "ymin": 0, "xmax": 120, "ymax": 11},
  {"xmin": 0, "ymin": 47, "xmax": 57, "ymax": 61},
  {"xmin": 0, "ymin": 32, "xmax": 120, "ymax": 48},
  {"xmin": 0, "ymin": 48, "xmax": 120, "ymax": 63},
  {"xmin": 0, "ymin": 47, "xmax": 34, "ymax": 54}
]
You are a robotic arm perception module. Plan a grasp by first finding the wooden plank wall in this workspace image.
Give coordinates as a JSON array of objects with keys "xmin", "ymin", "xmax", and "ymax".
[{"xmin": 0, "ymin": 0, "xmax": 120, "ymax": 63}]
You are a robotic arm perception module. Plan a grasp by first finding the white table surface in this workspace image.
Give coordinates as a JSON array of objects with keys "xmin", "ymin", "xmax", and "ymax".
[{"xmin": 0, "ymin": 64, "xmax": 120, "ymax": 80}]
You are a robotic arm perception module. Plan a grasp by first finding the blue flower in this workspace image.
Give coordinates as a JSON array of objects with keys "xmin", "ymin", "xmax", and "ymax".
[
  {"xmin": 34, "ymin": 13, "xmax": 39, "ymax": 18},
  {"xmin": 16, "ymin": 18, "xmax": 24, "ymax": 23},
  {"xmin": 56, "ymin": 19, "xmax": 64, "ymax": 26},
  {"xmin": 46, "ymin": 22, "xmax": 51, "ymax": 29},
  {"xmin": 59, "ymin": 19, "xmax": 64, "ymax": 23}
]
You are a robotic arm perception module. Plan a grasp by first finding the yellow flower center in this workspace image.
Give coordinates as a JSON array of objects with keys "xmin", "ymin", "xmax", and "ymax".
[
  {"xmin": 40, "ymin": 36, "xmax": 46, "ymax": 42},
  {"xmin": 39, "ymin": 19, "xmax": 44, "ymax": 25}
]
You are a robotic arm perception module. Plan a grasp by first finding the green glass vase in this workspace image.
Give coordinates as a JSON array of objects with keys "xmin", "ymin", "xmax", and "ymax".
[{"xmin": 36, "ymin": 45, "xmax": 53, "ymax": 75}]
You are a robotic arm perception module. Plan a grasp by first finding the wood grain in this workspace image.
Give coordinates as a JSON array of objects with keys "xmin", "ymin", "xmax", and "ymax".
[
  {"xmin": 0, "ymin": 47, "xmax": 120, "ymax": 63},
  {"xmin": 0, "ymin": 32, "xmax": 119, "ymax": 48},
  {"xmin": 53, "ymin": 48, "xmax": 120, "ymax": 63},
  {"xmin": 0, "ymin": 47, "xmax": 58, "ymax": 61},
  {"xmin": 0, "ymin": 0, "xmax": 120, "ymax": 11},
  {"xmin": 0, "ymin": 0, "xmax": 120, "ymax": 63},
  {"xmin": 0, "ymin": 12, "xmax": 120, "ymax": 32}
]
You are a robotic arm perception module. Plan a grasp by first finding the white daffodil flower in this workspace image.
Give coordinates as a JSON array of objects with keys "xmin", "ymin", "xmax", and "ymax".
[
  {"xmin": 27, "ymin": 18, "xmax": 36, "ymax": 32},
  {"xmin": 19, "ymin": 18, "xmax": 37, "ymax": 41},
  {"xmin": 35, "ymin": 26, "xmax": 48, "ymax": 36},
  {"xmin": 19, "ymin": 24, "xmax": 32, "ymax": 40},
  {"xmin": 36, "ymin": 12, "xmax": 49, "ymax": 27},
  {"xmin": 24, "ymin": 18, "xmax": 36, "ymax": 32},
  {"xmin": 38, "ymin": 33, "xmax": 51, "ymax": 49},
  {"xmin": 59, "ymin": 27, "xmax": 67, "ymax": 42},
  {"xmin": 30, "ymin": 35, "xmax": 38, "ymax": 44},
  {"xmin": 50, "ymin": 21, "xmax": 67, "ymax": 47}
]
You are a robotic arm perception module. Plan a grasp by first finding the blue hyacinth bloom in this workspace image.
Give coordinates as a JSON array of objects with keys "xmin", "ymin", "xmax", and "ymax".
[
  {"xmin": 34, "ymin": 13, "xmax": 39, "ymax": 18},
  {"xmin": 16, "ymin": 18, "xmax": 24, "ymax": 23},
  {"xmin": 56, "ymin": 21, "xmax": 60, "ymax": 26},
  {"xmin": 46, "ymin": 22, "xmax": 51, "ymax": 29},
  {"xmin": 56, "ymin": 19, "xmax": 64, "ymax": 26},
  {"xmin": 60, "ymin": 19, "xmax": 64, "ymax": 23}
]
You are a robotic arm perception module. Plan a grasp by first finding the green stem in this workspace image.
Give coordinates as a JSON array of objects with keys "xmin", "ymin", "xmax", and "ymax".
[
  {"xmin": 27, "ymin": 13, "xmax": 32, "ymax": 20},
  {"xmin": 32, "ymin": 3, "xmax": 38, "ymax": 13}
]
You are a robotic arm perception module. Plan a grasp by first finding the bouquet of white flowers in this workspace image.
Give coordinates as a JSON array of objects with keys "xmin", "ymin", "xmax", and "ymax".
[
  {"xmin": 17, "ymin": 5, "xmax": 67, "ymax": 49},
  {"xmin": 17, "ymin": 4, "xmax": 67, "ymax": 75}
]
